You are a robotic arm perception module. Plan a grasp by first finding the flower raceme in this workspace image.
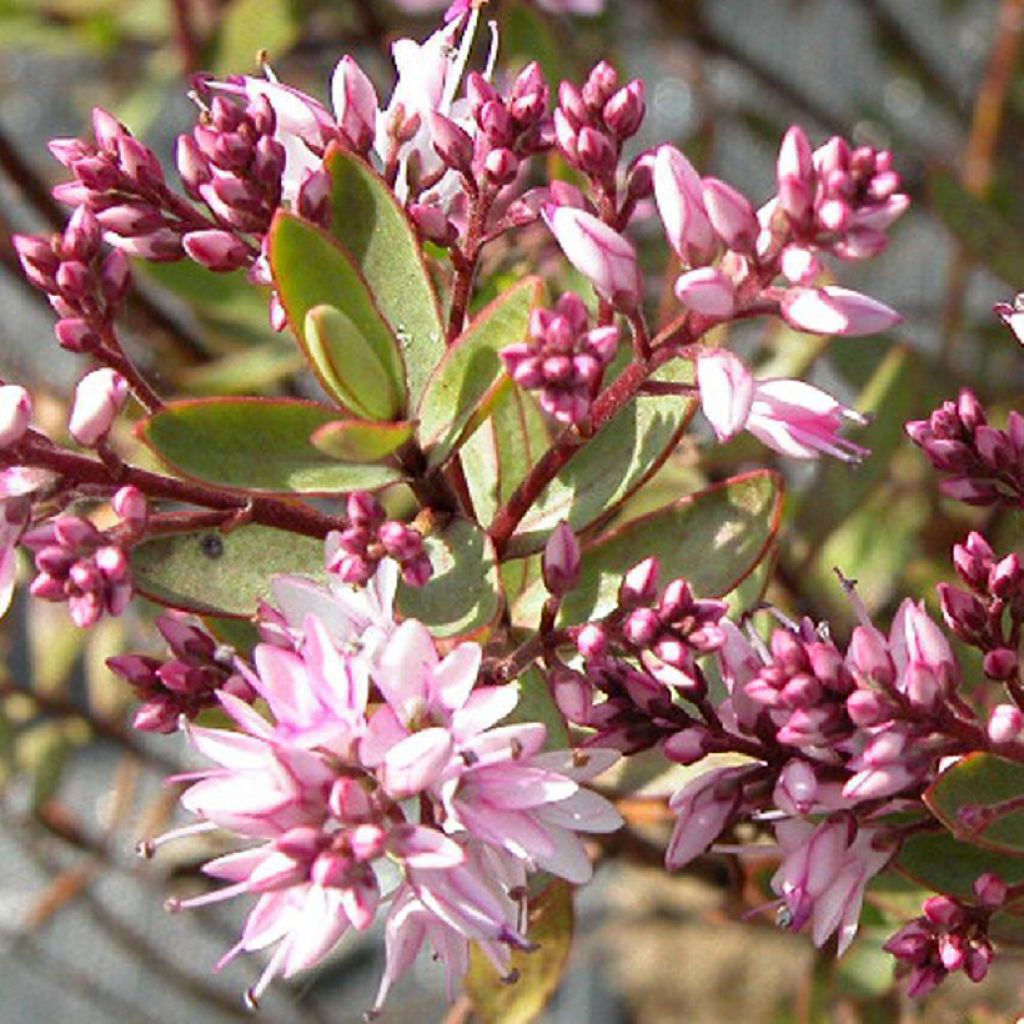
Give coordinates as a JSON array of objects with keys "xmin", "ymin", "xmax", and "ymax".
[{"xmin": 147, "ymin": 584, "xmax": 621, "ymax": 1011}]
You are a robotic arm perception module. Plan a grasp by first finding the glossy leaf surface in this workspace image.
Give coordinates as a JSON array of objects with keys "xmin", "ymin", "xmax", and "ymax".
[
  {"xmin": 140, "ymin": 398, "xmax": 404, "ymax": 494},
  {"xmin": 269, "ymin": 212, "xmax": 406, "ymax": 410},
  {"xmin": 325, "ymin": 145, "xmax": 444, "ymax": 405}
]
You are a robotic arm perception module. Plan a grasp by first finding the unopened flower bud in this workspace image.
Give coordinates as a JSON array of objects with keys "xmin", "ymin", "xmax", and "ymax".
[
  {"xmin": 484, "ymin": 147, "xmax": 519, "ymax": 187},
  {"xmin": 55, "ymin": 317, "xmax": 100, "ymax": 353},
  {"xmin": 702, "ymin": 178, "xmax": 759, "ymax": 253},
  {"xmin": 182, "ymin": 230, "xmax": 250, "ymax": 272},
  {"xmin": 620, "ymin": 556, "xmax": 659, "ymax": 608},
  {"xmin": 987, "ymin": 703, "xmax": 1023, "ymax": 745},
  {"xmin": 973, "ymin": 871, "xmax": 1008, "ymax": 908},
  {"xmin": 331, "ymin": 55, "xmax": 378, "ymax": 153},
  {"xmin": 113, "ymin": 485, "xmax": 148, "ymax": 534},
  {"xmin": 69, "ymin": 368, "xmax": 128, "ymax": 447},
  {"xmin": 603, "ymin": 81, "xmax": 645, "ymax": 140},
  {"xmin": 430, "ymin": 113, "xmax": 474, "ymax": 175},
  {"xmin": 543, "ymin": 521, "xmax": 581, "ymax": 596},
  {"xmin": 983, "ymin": 647, "xmax": 1018, "ymax": 681},
  {"xmin": 0, "ymin": 385, "xmax": 32, "ymax": 448}
]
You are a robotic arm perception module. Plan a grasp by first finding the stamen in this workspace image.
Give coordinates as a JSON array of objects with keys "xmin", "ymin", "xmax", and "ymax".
[
  {"xmin": 257, "ymin": 50, "xmax": 278, "ymax": 83},
  {"xmin": 138, "ymin": 819, "xmax": 218, "ymax": 857},
  {"xmin": 483, "ymin": 20, "xmax": 500, "ymax": 81},
  {"xmin": 442, "ymin": 5, "xmax": 482, "ymax": 114}
]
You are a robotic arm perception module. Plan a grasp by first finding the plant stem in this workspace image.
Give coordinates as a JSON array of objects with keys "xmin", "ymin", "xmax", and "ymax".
[
  {"xmin": 447, "ymin": 189, "xmax": 493, "ymax": 343},
  {"xmin": 9, "ymin": 434, "xmax": 342, "ymax": 540}
]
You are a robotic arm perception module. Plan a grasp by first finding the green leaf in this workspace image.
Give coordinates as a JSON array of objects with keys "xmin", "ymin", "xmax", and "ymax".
[
  {"xmin": 465, "ymin": 880, "xmax": 574, "ymax": 1024},
  {"xmin": 513, "ymin": 470, "xmax": 783, "ymax": 627},
  {"xmin": 929, "ymin": 168, "xmax": 1024, "ymax": 286},
  {"xmin": 132, "ymin": 524, "xmax": 324, "ymax": 617},
  {"xmin": 506, "ymin": 359, "xmax": 696, "ymax": 557},
  {"xmin": 925, "ymin": 752, "xmax": 1024, "ymax": 855},
  {"xmin": 212, "ymin": 0, "xmax": 299, "ymax": 76},
  {"xmin": 311, "ymin": 419, "xmax": 415, "ymax": 462},
  {"xmin": 396, "ymin": 518, "xmax": 501, "ymax": 638},
  {"xmin": 140, "ymin": 398, "xmax": 404, "ymax": 495},
  {"xmin": 304, "ymin": 305, "xmax": 402, "ymax": 420},
  {"xmin": 417, "ymin": 278, "xmax": 544, "ymax": 469},
  {"xmin": 269, "ymin": 212, "xmax": 406, "ymax": 411},
  {"xmin": 897, "ymin": 827, "xmax": 1024, "ymax": 900},
  {"xmin": 324, "ymin": 145, "xmax": 444, "ymax": 406},
  {"xmin": 461, "ymin": 385, "xmax": 552, "ymax": 529}
]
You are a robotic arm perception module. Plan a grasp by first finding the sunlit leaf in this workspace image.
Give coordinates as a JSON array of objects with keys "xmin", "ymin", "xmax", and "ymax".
[{"xmin": 140, "ymin": 398, "xmax": 404, "ymax": 494}]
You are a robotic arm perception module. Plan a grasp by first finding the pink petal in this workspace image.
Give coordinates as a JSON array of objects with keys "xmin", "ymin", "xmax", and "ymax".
[{"xmin": 381, "ymin": 727, "xmax": 454, "ymax": 797}]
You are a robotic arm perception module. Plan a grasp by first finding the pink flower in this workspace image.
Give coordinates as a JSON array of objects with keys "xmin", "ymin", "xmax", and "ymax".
[
  {"xmin": 0, "ymin": 385, "xmax": 32, "ymax": 448},
  {"xmin": 697, "ymin": 349, "xmax": 869, "ymax": 461},
  {"xmin": 665, "ymin": 765, "xmax": 745, "ymax": 870},
  {"xmin": 68, "ymin": 368, "xmax": 128, "ymax": 447},
  {"xmin": 543, "ymin": 203, "xmax": 642, "ymax": 309},
  {"xmin": 781, "ymin": 285, "xmax": 901, "ymax": 337},
  {"xmin": 772, "ymin": 818, "xmax": 890, "ymax": 954},
  {"xmin": 653, "ymin": 145, "xmax": 716, "ymax": 266}
]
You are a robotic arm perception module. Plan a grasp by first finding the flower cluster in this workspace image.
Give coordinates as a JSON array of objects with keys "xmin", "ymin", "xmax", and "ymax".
[
  {"xmin": 501, "ymin": 293, "xmax": 619, "ymax": 424},
  {"xmin": 145, "ymin": 569, "xmax": 620, "ymax": 1011}
]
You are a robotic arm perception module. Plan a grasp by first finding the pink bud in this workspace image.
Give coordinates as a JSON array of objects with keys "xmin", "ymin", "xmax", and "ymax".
[
  {"xmin": 974, "ymin": 872, "xmax": 1007, "ymax": 908},
  {"xmin": 653, "ymin": 145, "xmax": 715, "ymax": 265},
  {"xmin": 780, "ymin": 244, "xmax": 823, "ymax": 285},
  {"xmin": 55, "ymin": 318, "xmax": 100, "ymax": 354},
  {"xmin": 664, "ymin": 727, "xmax": 711, "ymax": 765},
  {"xmin": 702, "ymin": 178, "xmax": 758, "ymax": 252},
  {"xmin": 603, "ymin": 81, "xmax": 645, "ymax": 140},
  {"xmin": 987, "ymin": 704, "xmax": 1023, "ymax": 745},
  {"xmin": 619, "ymin": 556, "xmax": 659, "ymax": 608},
  {"xmin": 483, "ymin": 147, "xmax": 520, "ymax": 187},
  {"xmin": 675, "ymin": 267, "xmax": 737, "ymax": 317},
  {"xmin": 430, "ymin": 112, "xmax": 474, "ymax": 174},
  {"xmin": 777, "ymin": 126, "xmax": 815, "ymax": 223},
  {"xmin": 696, "ymin": 349, "xmax": 753, "ymax": 442},
  {"xmin": 665, "ymin": 767, "xmax": 740, "ymax": 870},
  {"xmin": 112, "ymin": 485, "xmax": 148, "ymax": 533},
  {"xmin": 773, "ymin": 758, "xmax": 820, "ymax": 816},
  {"xmin": 68, "ymin": 368, "xmax": 128, "ymax": 447},
  {"xmin": 543, "ymin": 521, "xmax": 581, "ymax": 596},
  {"xmin": 331, "ymin": 55, "xmax": 379, "ymax": 153},
  {"xmin": 543, "ymin": 204, "xmax": 641, "ymax": 310},
  {"xmin": 781, "ymin": 286, "xmax": 902, "ymax": 337},
  {"xmin": 182, "ymin": 230, "xmax": 250, "ymax": 272},
  {"xmin": 0, "ymin": 385, "xmax": 32, "ymax": 448},
  {"xmin": 100, "ymin": 249, "xmax": 132, "ymax": 306}
]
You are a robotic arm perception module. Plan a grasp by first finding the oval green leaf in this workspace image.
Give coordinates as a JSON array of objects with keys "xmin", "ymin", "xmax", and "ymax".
[
  {"xmin": 897, "ymin": 827, "xmax": 1024, "ymax": 901},
  {"xmin": 512, "ymin": 470, "xmax": 783, "ymax": 627},
  {"xmin": 505, "ymin": 359, "xmax": 696, "ymax": 557},
  {"xmin": 140, "ymin": 398, "xmax": 404, "ymax": 494},
  {"xmin": 416, "ymin": 277, "xmax": 544, "ymax": 469},
  {"xmin": 305, "ymin": 304, "xmax": 402, "ymax": 420},
  {"xmin": 311, "ymin": 419, "xmax": 415, "ymax": 463},
  {"xmin": 465, "ymin": 879, "xmax": 574, "ymax": 1024},
  {"xmin": 925, "ymin": 752, "xmax": 1024, "ymax": 855},
  {"xmin": 133, "ymin": 524, "xmax": 325, "ymax": 617},
  {"xmin": 324, "ymin": 145, "xmax": 445, "ymax": 406},
  {"xmin": 396, "ymin": 518, "xmax": 502, "ymax": 638},
  {"xmin": 268, "ymin": 211, "xmax": 406, "ymax": 411}
]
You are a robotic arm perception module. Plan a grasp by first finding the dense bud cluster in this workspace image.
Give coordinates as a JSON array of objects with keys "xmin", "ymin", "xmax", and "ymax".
[
  {"xmin": 906, "ymin": 388, "xmax": 1024, "ymax": 506},
  {"xmin": 326, "ymin": 492, "xmax": 432, "ymax": 588},
  {"xmin": 501, "ymin": 293, "xmax": 619, "ymax": 424},
  {"xmin": 884, "ymin": 878, "xmax": 1006, "ymax": 997},
  {"xmin": 23, "ymin": 514, "xmax": 132, "ymax": 628},
  {"xmin": 13, "ymin": 205, "xmax": 131, "ymax": 353},
  {"xmin": 109, "ymin": 614, "xmax": 256, "ymax": 732}
]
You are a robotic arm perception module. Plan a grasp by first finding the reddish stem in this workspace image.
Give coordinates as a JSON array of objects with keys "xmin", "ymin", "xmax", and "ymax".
[
  {"xmin": 446, "ymin": 188, "xmax": 493, "ymax": 343},
  {"xmin": 10, "ymin": 435, "xmax": 341, "ymax": 540}
]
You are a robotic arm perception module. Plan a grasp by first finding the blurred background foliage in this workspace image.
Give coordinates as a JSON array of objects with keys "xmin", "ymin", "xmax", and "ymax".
[{"xmin": 2, "ymin": 1, "xmax": 1024, "ymax": 1021}]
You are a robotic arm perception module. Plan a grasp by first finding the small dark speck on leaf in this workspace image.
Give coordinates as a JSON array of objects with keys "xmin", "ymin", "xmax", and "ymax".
[{"xmin": 200, "ymin": 534, "xmax": 224, "ymax": 559}]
